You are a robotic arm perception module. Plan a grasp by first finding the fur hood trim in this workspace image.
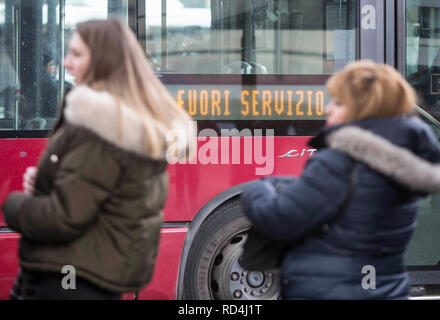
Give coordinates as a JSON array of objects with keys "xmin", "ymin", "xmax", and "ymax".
[
  {"xmin": 327, "ymin": 126, "xmax": 440, "ymax": 193},
  {"xmin": 64, "ymin": 85, "xmax": 155, "ymax": 159}
]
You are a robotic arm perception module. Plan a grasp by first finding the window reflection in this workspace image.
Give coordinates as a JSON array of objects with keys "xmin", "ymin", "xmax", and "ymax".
[
  {"xmin": 0, "ymin": 0, "xmax": 17, "ymax": 130},
  {"xmin": 406, "ymin": 0, "xmax": 440, "ymax": 269},
  {"xmin": 144, "ymin": 0, "xmax": 356, "ymax": 75},
  {"xmin": 407, "ymin": 0, "xmax": 440, "ymax": 120},
  {"xmin": 0, "ymin": 0, "xmax": 129, "ymax": 131}
]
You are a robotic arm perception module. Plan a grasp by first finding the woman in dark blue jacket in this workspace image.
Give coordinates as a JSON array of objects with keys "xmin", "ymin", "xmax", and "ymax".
[{"xmin": 241, "ymin": 60, "xmax": 440, "ymax": 299}]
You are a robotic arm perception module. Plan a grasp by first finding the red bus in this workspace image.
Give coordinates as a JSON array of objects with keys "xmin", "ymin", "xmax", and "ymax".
[{"xmin": 1, "ymin": 0, "xmax": 440, "ymax": 300}]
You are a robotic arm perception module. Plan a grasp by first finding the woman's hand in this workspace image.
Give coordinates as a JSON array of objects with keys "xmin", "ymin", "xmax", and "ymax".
[{"xmin": 23, "ymin": 167, "xmax": 37, "ymax": 195}]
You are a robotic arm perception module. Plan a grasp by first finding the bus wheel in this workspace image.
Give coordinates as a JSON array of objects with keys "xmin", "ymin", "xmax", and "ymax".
[{"xmin": 182, "ymin": 199, "xmax": 280, "ymax": 300}]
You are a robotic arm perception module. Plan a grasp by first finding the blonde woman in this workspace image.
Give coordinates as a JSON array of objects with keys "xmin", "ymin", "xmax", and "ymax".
[
  {"xmin": 2, "ymin": 19, "xmax": 195, "ymax": 300},
  {"xmin": 241, "ymin": 60, "xmax": 440, "ymax": 299}
]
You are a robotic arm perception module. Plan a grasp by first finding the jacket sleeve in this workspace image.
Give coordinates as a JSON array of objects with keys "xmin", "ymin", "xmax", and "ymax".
[
  {"xmin": 240, "ymin": 151, "xmax": 352, "ymax": 242},
  {"xmin": 2, "ymin": 142, "xmax": 121, "ymax": 243}
]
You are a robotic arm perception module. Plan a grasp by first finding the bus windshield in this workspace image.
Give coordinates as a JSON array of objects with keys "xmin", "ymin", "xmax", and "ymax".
[{"xmin": 140, "ymin": 0, "xmax": 357, "ymax": 135}]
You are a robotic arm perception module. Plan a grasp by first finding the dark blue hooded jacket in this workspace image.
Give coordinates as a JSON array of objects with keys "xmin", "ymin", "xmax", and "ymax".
[{"xmin": 241, "ymin": 116, "xmax": 440, "ymax": 299}]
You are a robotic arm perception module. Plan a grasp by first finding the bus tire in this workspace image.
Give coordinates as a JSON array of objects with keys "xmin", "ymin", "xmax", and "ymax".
[{"xmin": 182, "ymin": 199, "xmax": 280, "ymax": 300}]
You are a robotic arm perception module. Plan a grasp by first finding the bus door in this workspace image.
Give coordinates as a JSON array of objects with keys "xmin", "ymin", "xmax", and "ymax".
[{"xmin": 402, "ymin": 0, "xmax": 440, "ymax": 296}]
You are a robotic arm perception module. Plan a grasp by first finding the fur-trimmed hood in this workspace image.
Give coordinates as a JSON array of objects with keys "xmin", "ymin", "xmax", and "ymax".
[
  {"xmin": 63, "ymin": 85, "xmax": 196, "ymax": 163},
  {"xmin": 64, "ymin": 85, "xmax": 168, "ymax": 160},
  {"xmin": 326, "ymin": 123, "xmax": 440, "ymax": 193}
]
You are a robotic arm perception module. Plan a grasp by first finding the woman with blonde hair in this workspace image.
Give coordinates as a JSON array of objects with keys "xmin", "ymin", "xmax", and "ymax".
[
  {"xmin": 241, "ymin": 60, "xmax": 440, "ymax": 299},
  {"xmin": 2, "ymin": 19, "xmax": 195, "ymax": 300}
]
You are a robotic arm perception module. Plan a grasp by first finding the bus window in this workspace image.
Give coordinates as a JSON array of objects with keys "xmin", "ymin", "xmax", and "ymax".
[
  {"xmin": 143, "ymin": 0, "xmax": 356, "ymax": 75},
  {"xmin": 0, "ymin": 0, "xmax": 18, "ymax": 130},
  {"xmin": 0, "ymin": 0, "xmax": 129, "ymax": 132},
  {"xmin": 407, "ymin": 0, "xmax": 440, "ymax": 120},
  {"xmin": 406, "ymin": 0, "xmax": 440, "ymax": 271}
]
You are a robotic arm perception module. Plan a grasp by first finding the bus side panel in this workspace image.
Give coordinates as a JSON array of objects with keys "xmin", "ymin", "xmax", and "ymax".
[
  {"xmin": 0, "ymin": 139, "xmax": 48, "ymax": 227},
  {"xmin": 138, "ymin": 228, "xmax": 187, "ymax": 300},
  {"xmin": 1, "ymin": 137, "xmax": 312, "ymax": 224},
  {"xmin": 0, "ymin": 234, "xmax": 19, "ymax": 299},
  {"xmin": 164, "ymin": 136, "xmax": 313, "ymax": 222}
]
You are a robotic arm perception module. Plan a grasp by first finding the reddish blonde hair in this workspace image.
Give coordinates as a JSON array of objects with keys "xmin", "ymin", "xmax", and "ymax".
[{"xmin": 327, "ymin": 60, "xmax": 416, "ymax": 121}]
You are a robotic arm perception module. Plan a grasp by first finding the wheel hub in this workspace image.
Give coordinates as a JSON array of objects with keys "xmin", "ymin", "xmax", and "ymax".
[
  {"xmin": 247, "ymin": 271, "xmax": 265, "ymax": 288},
  {"xmin": 211, "ymin": 232, "xmax": 280, "ymax": 300}
]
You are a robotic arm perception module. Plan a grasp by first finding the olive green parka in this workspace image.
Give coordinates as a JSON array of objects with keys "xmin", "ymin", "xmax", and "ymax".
[{"xmin": 2, "ymin": 86, "xmax": 168, "ymax": 293}]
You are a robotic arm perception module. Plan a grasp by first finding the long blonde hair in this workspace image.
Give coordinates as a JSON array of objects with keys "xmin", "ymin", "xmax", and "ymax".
[{"xmin": 76, "ymin": 19, "xmax": 195, "ymax": 160}]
